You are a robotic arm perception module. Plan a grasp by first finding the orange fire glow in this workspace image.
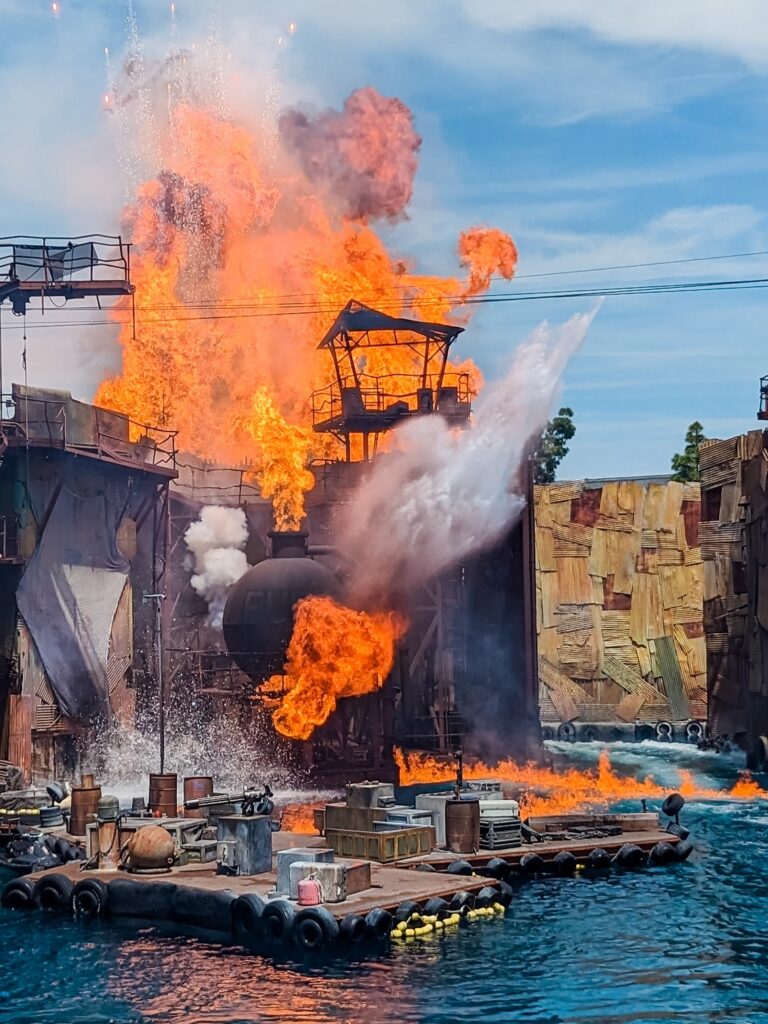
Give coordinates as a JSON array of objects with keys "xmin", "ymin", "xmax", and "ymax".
[
  {"xmin": 236, "ymin": 386, "xmax": 316, "ymax": 530},
  {"xmin": 96, "ymin": 83, "xmax": 517, "ymax": 529},
  {"xmin": 394, "ymin": 748, "xmax": 766, "ymax": 817},
  {"xmin": 270, "ymin": 596, "xmax": 407, "ymax": 740},
  {"xmin": 280, "ymin": 801, "xmax": 322, "ymax": 834}
]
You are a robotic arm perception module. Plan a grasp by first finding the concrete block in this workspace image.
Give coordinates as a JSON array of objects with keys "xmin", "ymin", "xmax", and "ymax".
[
  {"xmin": 346, "ymin": 782, "xmax": 395, "ymax": 808},
  {"xmin": 288, "ymin": 859, "xmax": 372, "ymax": 903},
  {"xmin": 275, "ymin": 846, "xmax": 334, "ymax": 895}
]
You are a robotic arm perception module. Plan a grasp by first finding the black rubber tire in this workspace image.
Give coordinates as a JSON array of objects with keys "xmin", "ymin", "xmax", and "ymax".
[
  {"xmin": 552, "ymin": 851, "xmax": 577, "ymax": 876},
  {"xmin": 108, "ymin": 878, "xmax": 177, "ymax": 920},
  {"xmin": 650, "ymin": 841, "xmax": 677, "ymax": 866},
  {"xmin": 446, "ymin": 860, "xmax": 473, "ymax": 876},
  {"xmin": 173, "ymin": 886, "xmax": 234, "ymax": 934},
  {"xmin": 612, "ymin": 843, "xmax": 648, "ymax": 870},
  {"xmin": 1, "ymin": 877, "xmax": 37, "ymax": 911},
  {"xmin": 475, "ymin": 886, "xmax": 499, "ymax": 908},
  {"xmin": 422, "ymin": 896, "xmax": 450, "ymax": 917},
  {"xmin": 661, "ymin": 793, "xmax": 685, "ymax": 818},
  {"xmin": 519, "ymin": 852, "xmax": 545, "ymax": 875},
  {"xmin": 666, "ymin": 822, "xmax": 690, "ymax": 840},
  {"xmin": 34, "ymin": 873, "xmax": 73, "ymax": 912},
  {"xmin": 231, "ymin": 893, "xmax": 266, "ymax": 942},
  {"xmin": 292, "ymin": 906, "xmax": 340, "ymax": 951},
  {"xmin": 365, "ymin": 907, "xmax": 392, "ymax": 941},
  {"xmin": 448, "ymin": 890, "xmax": 476, "ymax": 911},
  {"xmin": 395, "ymin": 900, "xmax": 421, "ymax": 923},
  {"xmin": 673, "ymin": 839, "xmax": 694, "ymax": 862},
  {"xmin": 585, "ymin": 848, "xmax": 611, "ymax": 871},
  {"xmin": 581, "ymin": 725, "xmax": 599, "ymax": 742},
  {"xmin": 339, "ymin": 913, "xmax": 367, "ymax": 943},
  {"xmin": 415, "ymin": 863, "xmax": 436, "ymax": 872},
  {"xmin": 656, "ymin": 721, "xmax": 673, "ymax": 743},
  {"xmin": 262, "ymin": 899, "xmax": 295, "ymax": 945},
  {"xmin": 496, "ymin": 880, "xmax": 514, "ymax": 906},
  {"xmin": 557, "ymin": 722, "xmax": 577, "ymax": 742},
  {"xmin": 482, "ymin": 858, "xmax": 509, "ymax": 880},
  {"xmin": 71, "ymin": 878, "xmax": 108, "ymax": 918}
]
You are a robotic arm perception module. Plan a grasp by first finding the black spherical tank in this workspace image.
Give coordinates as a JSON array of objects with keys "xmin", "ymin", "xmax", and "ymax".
[{"xmin": 223, "ymin": 531, "xmax": 342, "ymax": 680}]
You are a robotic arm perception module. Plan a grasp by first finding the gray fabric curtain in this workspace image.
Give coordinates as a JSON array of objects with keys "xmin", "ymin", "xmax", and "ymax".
[{"xmin": 17, "ymin": 485, "xmax": 129, "ymax": 720}]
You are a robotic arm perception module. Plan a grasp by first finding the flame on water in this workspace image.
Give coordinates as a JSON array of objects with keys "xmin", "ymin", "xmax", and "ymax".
[
  {"xmin": 269, "ymin": 596, "xmax": 407, "ymax": 741},
  {"xmin": 394, "ymin": 748, "xmax": 766, "ymax": 818},
  {"xmin": 96, "ymin": 71, "xmax": 518, "ymax": 530}
]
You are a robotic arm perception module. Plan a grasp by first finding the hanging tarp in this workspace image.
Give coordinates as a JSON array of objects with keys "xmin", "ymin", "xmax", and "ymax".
[{"xmin": 16, "ymin": 485, "xmax": 129, "ymax": 720}]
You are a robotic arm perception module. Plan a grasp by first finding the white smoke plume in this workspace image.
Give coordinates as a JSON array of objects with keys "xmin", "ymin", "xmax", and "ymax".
[
  {"xmin": 184, "ymin": 505, "xmax": 250, "ymax": 628},
  {"xmin": 341, "ymin": 309, "xmax": 599, "ymax": 606}
]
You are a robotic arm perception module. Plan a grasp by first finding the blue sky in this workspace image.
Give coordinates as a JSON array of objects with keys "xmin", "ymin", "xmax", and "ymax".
[{"xmin": 0, "ymin": 0, "xmax": 766, "ymax": 477}]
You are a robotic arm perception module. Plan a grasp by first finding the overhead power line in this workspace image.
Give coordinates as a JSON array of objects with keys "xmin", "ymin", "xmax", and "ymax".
[{"xmin": 1, "ymin": 274, "xmax": 767, "ymax": 332}]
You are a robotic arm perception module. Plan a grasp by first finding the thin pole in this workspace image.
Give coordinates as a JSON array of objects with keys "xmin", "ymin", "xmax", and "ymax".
[
  {"xmin": 157, "ymin": 593, "xmax": 165, "ymax": 775},
  {"xmin": 0, "ymin": 303, "xmax": 4, "ymax": 414}
]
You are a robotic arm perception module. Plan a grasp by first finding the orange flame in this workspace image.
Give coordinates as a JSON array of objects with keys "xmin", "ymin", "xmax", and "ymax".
[
  {"xmin": 96, "ymin": 85, "xmax": 517, "ymax": 527},
  {"xmin": 394, "ymin": 748, "xmax": 766, "ymax": 818},
  {"xmin": 280, "ymin": 801, "xmax": 322, "ymax": 834},
  {"xmin": 236, "ymin": 387, "xmax": 315, "ymax": 530},
  {"xmin": 270, "ymin": 596, "xmax": 407, "ymax": 740}
]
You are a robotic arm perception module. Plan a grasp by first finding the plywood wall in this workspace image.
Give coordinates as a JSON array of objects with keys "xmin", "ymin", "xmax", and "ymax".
[
  {"xmin": 535, "ymin": 479, "xmax": 705, "ymax": 726},
  {"xmin": 700, "ymin": 430, "xmax": 768, "ymax": 756}
]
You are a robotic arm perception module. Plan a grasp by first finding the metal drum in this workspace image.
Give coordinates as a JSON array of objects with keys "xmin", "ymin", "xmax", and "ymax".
[
  {"xmin": 183, "ymin": 776, "xmax": 213, "ymax": 818},
  {"xmin": 445, "ymin": 797, "xmax": 480, "ymax": 855},
  {"xmin": 69, "ymin": 783, "xmax": 101, "ymax": 836},
  {"xmin": 148, "ymin": 773, "xmax": 178, "ymax": 818}
]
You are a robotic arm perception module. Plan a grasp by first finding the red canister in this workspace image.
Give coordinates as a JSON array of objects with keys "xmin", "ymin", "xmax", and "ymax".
[{"xmin": 297, "ymin": 876, "xmax": 322, "ymax": 906}]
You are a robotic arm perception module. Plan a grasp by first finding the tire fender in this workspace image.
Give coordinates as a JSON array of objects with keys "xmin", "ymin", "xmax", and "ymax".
[
  {"xmin": 72, "ymin": 878, "xmax": 109, "ymax": 918},
  {"xmin": 365, "ymin": 907, "xmax": 392, "ymax": 941},
  {"xmin": 33, "ymin": 873, "xmax": 73, "ymax": 913},
  {"xmin": 231, "ymin": 893, "xmax": 266, "ymax": 943},
  {"xmin": 261, "ymin": 899, "xmax": 295, "ymax": 945},
  {"xmin": 1, "ymin": 877, "xmax": 37, "ymax": 911},
  {"xmin": 292, "ymin": 906, "xmax": 340, "ymax": 951}
]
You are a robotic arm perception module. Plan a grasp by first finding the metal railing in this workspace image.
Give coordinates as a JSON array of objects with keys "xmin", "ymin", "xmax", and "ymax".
[
  {"xmin": 311, "ymin": 371, "xmax": 472, "ymax": 427},
  {"xmin": 0, "ymin": 392, "xmax": 177, "ymax": 472},
  {"xmin": 0, "ymin": 234, "xmax": 131, "ymax": 289}
]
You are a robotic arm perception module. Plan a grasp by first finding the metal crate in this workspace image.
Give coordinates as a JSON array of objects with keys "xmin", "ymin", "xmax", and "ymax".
[
  {"xmin": 479, "ymin": 818, "xmax": 522, "ymax": 850},
  {"xmin": 325, "ymin": 825, "xmax": 435, "ymax": 863}
]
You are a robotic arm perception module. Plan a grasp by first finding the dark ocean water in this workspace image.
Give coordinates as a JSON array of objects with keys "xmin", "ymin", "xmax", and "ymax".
[{"xmin": 2, "ymin": 741, "xmax": 768, "ymax": 1024}]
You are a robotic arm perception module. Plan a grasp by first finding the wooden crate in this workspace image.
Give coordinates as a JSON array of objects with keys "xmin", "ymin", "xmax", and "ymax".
[{"xmin": 325, "ymin": 825, "xmax": 436, "ymax": 863}]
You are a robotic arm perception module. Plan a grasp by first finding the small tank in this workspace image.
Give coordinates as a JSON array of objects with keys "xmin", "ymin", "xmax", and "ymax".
[{"xmin": 223, "ymin": 530, "xmax": 342, "ymax": 680}]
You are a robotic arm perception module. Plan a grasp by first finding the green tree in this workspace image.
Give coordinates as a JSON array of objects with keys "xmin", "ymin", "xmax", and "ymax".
[
  {"xmin": 671, "ymin": 421, "xmax": 707, "ymax": 482},
  {"xmin": 533, "ymin": 407, "xmax": 576, "ymax": 484}
]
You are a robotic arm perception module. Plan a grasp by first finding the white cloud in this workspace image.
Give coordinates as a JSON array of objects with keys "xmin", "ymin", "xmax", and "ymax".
[{"xmin": 463, "ymin": 1, "xmax": 768, "ymax": 69}]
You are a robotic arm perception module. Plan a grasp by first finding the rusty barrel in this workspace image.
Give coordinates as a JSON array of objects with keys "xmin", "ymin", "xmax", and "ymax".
[
  {"xmin": 183, "ymin": 775, "xmax": 213, "ymax": 818},
  {"xmin": 445, "ymin": 797, "xmax": 480, "ymax": 855},
  {"xmin": 69, "ymin": 783, "xmax": 101, "ymax": 837},
  {"xmin": 148, "ymin": 773, "xmax": 178, "ymax": 818}
]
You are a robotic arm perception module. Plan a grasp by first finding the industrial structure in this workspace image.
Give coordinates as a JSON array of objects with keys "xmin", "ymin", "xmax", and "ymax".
[{"xmin": 0, "ymin": 294, "xmax": 539, "ymax": 785}]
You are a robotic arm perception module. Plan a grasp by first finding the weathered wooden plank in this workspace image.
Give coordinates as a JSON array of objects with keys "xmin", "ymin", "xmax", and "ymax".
[
  {"xmin": 654, "ymin": 635, "xmax": 690, "ymax": 720},
  {"xmin": 615, "ymin": 692, "xmax": 646, "ymax": 722},
  {"xmin": 603, "ymin": 654, "xmax": 663, "ymax": 703}
]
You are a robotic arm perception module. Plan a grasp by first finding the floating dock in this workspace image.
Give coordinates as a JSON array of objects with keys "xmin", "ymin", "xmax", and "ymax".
[{"xmin": 2, "ymin": 813, "xmax": 688, "ymax": 955}]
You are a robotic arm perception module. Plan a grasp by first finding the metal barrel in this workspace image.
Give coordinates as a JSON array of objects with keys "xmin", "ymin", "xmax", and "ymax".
[
  {"xmin": 445, "ymin": 797, "xmax": 480, "ymax": 855},
  {"xmin": 183, "ymin": 776, "xmax": 214, "ymax": 818},
  {"xmin": 148, "ymin": 773, "xmax": 178, "ymax": 818},
  {"xmin": 69, "ymin": 784, "xmax": 102, "ymax": 836}
]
